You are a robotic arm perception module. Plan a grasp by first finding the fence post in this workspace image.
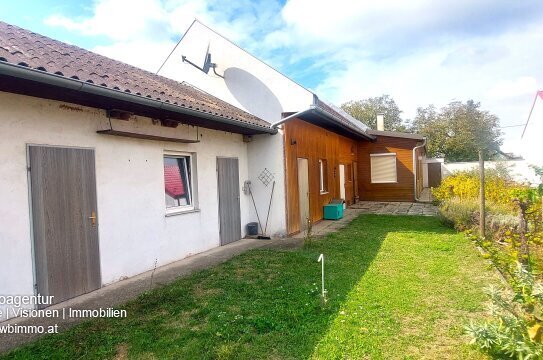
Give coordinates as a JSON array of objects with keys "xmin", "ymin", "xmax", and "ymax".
[{"xmin": 479, "ymin": 150, "xmax": 485, "ymax": 238}]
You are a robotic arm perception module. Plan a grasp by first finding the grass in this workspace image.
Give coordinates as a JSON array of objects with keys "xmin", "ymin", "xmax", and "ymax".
[{"xmin": 2, "ymin": 215, "xmax": 498, "ymax": 359}]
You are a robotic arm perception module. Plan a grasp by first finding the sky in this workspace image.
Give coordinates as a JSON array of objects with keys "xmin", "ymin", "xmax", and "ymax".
[{"xmin": 2, "ymin": 0, "xmax": 543, "ymax": 156}]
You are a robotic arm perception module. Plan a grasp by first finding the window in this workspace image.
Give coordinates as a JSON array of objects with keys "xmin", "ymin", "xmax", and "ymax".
[
  {"xmin": 164, "ymin": 154, "xmax": 195, "ymax": 211},
  {"xmin": 319, "ymin": 159, "xmax": 328, "ymax": 193},
  {"xmin": 370, "ymin": 153, "xmax": 397, "ymax": 183}
]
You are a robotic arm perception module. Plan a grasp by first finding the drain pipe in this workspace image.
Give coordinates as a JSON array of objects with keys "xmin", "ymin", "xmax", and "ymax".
[
  {"xmin": 271, "ymin": 108, "xmax": 313, "ymax": 129},
  {"xmin": 0, "ymin": 62, "xmax": 277, "ymax": 135},
  {"xmin": 412, "ymin": 138, "xmax": 427, "ymax": 202}
]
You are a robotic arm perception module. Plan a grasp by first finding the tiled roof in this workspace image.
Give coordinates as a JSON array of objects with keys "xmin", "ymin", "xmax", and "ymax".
[
  {"xmin": 164, "ymin": 165, "xmax": 186, "ymax": 198},
  {"xmin": 0, "ymin": 21, "xmax": 271, "ymax": 129}
]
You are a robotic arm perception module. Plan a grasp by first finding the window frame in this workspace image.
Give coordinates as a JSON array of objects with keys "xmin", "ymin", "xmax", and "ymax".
[
  {"xmin": 370, "ymin": 153, "xmax": 398, "ymax": 184},
  {"xmin": 163, "ymin": 151, "xmax": 197, "ymax": 215},
  {"xmin": 319, "ymin": 159, "xmax": 329, "ymax": 194}
]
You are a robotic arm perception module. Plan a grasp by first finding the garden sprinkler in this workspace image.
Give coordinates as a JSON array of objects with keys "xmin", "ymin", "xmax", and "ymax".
[{"xmin": 318, "ymin": 254, "xmax": 328, "ymax": 305}]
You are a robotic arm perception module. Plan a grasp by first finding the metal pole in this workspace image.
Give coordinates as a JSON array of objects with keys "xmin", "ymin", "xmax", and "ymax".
[
  {"xmin": 479, "ymin": 150, "xmax": 485, "ymax": 238},
  {"xmin": 318, "ymin": 254, "xmax": 325, "ymax": 298}
]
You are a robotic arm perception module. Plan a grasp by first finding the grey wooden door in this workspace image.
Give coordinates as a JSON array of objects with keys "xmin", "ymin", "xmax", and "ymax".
[
  {"xmin": 29, "ymin": 146, "xmax": 101, "ymax": 306},
  {"xmin": 297, "ymin": 158, "xmax": 310, "ymax": 232},
  {"xmin": 217, "ymin": 157, "xmax": 241, "ymax": 245},
  {"xmin": 428, "ymin": 162, "xmax": 442, "ymax": 188}
]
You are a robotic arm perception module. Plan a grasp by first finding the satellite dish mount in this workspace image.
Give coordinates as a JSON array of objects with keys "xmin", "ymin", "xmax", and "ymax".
[{"xmin": 181, "ymin": 43, "xmax": 224, "ymax": 78}]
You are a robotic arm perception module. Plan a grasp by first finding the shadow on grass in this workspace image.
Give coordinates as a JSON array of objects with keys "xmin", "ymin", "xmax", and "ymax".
[{"xmin": 2, "ymin": 215, "xmax": 455, "ymax": 360}]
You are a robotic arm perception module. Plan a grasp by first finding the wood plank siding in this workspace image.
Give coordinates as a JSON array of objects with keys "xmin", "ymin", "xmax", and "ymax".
[
  {"xmin": 284, "ymin": 119, "xmax": 358, "ymax": 235},
  {"xmin": 358, "ymin": 136, "xmax": 423, "ymax": 202}
]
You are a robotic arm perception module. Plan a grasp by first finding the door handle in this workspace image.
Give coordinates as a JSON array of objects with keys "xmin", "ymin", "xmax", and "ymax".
[{"xmin": 89, "ymin": 211, "xmax": 97, "ymax": 226}]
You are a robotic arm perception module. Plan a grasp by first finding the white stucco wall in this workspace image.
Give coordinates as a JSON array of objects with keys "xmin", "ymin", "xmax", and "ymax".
[
  {"xmin": 517, "ymin": 95, "xmax": 542, "ymax": 166},
  {"xmin": 159, "ymin": 21, "xmax": 314, "ymax": 122},
  {"xmin": 158, "ymin": 20, "xmax": 308, "ymax": 238},
  {"xmin": 423, "ymin": 158, "xmax": 444, "ymax": 188},
  {"xmin": 0, "ymin": 91, "xmax": 253, "ymax": 320},
  {"xmin": 442, "ymin": 160, "xmax": 541, "ymax": 186},
  {"xmin": 246, "ymin": 132, "xmax": 287, "ymax": 237}
]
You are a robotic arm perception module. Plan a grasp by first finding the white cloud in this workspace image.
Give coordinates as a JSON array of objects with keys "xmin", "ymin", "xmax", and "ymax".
[
  {"xmin": 486, "ymin": 77, "xmax": 538, "ymax": 100},
  {"xmin": 45, "ymin": 0, "xmax": 171, "ymax": 41},
  {"xmin": 44, "ymin": 0, "xmax": 543, "ymax": 157}
]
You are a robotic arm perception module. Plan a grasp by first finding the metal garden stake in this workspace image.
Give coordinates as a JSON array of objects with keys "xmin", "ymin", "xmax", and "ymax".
[{"xmin": 318, "ymin": 254, "xmax": 328, "ymax": 305}]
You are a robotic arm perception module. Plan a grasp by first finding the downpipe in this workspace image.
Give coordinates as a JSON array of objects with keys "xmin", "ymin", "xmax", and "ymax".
[{"xmin": 412, "ymin": 138, "xmax": 427, "ymax": 202}]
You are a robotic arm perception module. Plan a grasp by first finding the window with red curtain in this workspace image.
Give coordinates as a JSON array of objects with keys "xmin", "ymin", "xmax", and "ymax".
[{"xmin": 164, "ymin": 155, "xmax": 192, "ymax": 208}]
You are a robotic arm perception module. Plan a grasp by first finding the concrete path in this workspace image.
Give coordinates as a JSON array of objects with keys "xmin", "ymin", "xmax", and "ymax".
[{"xmin": 419, "ymin": 188, "xmax": 434, "ymax": 202}]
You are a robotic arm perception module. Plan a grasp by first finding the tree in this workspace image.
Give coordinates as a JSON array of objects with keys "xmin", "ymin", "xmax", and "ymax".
[
  {"xmin": 341, "ymin": 95, "xmax": 406, "ymax": 131},
  {"xmin": 410, "ymin": 100, "xmax": 502, "ymax": 162}
]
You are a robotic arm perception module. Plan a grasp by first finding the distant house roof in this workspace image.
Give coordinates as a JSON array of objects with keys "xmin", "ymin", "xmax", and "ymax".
[
  {"xmin": 0, "ymin": 21, "xmax": 274, "ymax": 135},
  {"xmin": 164, "ymin": 165, "xmax": 186, "ymax": 198}
]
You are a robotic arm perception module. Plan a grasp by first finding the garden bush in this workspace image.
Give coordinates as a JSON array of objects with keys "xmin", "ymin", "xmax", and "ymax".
[
  {"xmin": 432, "ymin": 168, "xmax": 528, "ymax": 210},
  {"xmin": 465, "ymin": 264, "xmax": 543, "ymax": 359},
  {"xmin": 438, "ymin": 197, "xmax": 514, "ymax": 232},
  {"xmin": 464, "ymin": 184, "xmax": 543, "ymax": 359}
]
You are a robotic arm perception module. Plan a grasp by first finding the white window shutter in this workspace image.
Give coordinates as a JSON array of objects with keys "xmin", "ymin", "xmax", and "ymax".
[{"xmin": 370, "ymin": 154, "xmax": 397, "ymax": 183}]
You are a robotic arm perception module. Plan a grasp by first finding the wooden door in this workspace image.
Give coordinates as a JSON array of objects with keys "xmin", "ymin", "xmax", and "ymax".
[
  {"xmin": 428, "ymin": 162, "xmax": 442, "ymax": 188},
  {"xmin": 29, "ymin": 146, "xmax": 101, "ymax": 306},
  {"xmin": 339, "ymin": 164, "xmax": 346, "ymax": 201},
  {"xmin": 344, "ymin": 164, "xmax": 354, "ymax": 205},
  {"xmin": 217, "ymin": 157, "xmax": 241, "ymax": 245},
  {"xmin": 297, "ymin": 158, "xmax": 310, "ymax": 231},
  {"xmin": 353, "ymin": 161, "xmax": 359, "ymax": 202}
]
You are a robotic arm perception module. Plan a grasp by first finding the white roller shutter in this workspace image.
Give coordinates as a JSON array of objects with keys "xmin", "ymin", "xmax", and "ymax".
[{"xmin": 370, "ymin": 153, "xmax": 397, "ymax": 183}]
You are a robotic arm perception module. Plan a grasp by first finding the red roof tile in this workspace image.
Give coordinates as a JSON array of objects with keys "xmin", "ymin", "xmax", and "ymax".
[
  {"xmin": 0, "ymin": 21, "xmax": 271, "ymax": 130},
  {"xmin": 164, "ymin": 165, "xmax": 185, "ymax": 198}
]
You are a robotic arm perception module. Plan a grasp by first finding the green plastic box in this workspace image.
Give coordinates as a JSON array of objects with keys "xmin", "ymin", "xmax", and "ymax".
[{"xmin": 323, "ymin": 203, "xmax": 344, "ymax": 220}]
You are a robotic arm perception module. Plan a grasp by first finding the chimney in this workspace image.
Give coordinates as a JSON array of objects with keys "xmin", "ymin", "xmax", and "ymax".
[{"xmin": 376, "ymin": 113, "xmax": 385, "ymax": 131}]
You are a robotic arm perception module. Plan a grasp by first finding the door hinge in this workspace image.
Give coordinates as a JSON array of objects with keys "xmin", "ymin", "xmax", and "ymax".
[{"xmin": 27, "ymin": 166, "xmax": 31, "ymax": 172}]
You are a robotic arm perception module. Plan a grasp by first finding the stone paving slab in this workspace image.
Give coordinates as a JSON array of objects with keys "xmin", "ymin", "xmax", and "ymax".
[
  {"xmin": 351, "ymin": 201, "xmax": 438, "ymax": 216},
  {"xmin": 292, "ymin": 201, "xmax": 438, "ymax": 239}
]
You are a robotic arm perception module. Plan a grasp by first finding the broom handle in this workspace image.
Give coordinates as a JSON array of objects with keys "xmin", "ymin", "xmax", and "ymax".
[
  {"xmin": 264, "ymin": 181, "xmax": 275, "ymax": 235},
  {"xmin": 249, "ymin": 183, "xmax": 264, "ymax": 234}
]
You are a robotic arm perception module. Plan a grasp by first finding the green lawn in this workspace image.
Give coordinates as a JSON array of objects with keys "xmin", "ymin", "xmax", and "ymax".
[{"xmin": 3, "ymin": 215, "xmax": 498, "ymax": 359}]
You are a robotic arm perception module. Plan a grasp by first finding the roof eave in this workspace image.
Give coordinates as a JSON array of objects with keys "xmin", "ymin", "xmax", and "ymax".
[
  {"xmin": 366, "ymin": 129, "xmax": 424, "ymax": 141},
  {"xmin": 311, "ymin": 105, "xmax": 376, "ymax": 141},
  {"xmin": 0, "ymin": 62, "xmax": 277, "ymax": 135}
]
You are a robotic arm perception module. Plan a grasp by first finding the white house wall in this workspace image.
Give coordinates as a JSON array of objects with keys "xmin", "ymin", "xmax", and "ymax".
[
  {"xmin": 0, "ymin": 91, "xmax": 253, "ymax": 320},
  {"xmin": 442, "ymin": 160, "xmax": 540, "ymax": 185},
  {"xmin": 520, "ymin": 96, "xmax": 542, "ymax": 166},
  {"xmin": 158, "ymin": 20, "xmax": 306, "ymax": 238},
  {"xmin": 246, "ymin": 132, "xmax": 287, "ymax": 236},
  {"xmin": 159, "ymin": 21, "xmax": 314, "ymax": 122}
]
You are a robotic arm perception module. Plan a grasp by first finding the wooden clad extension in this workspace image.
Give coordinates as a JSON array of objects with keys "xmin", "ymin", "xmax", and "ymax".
[
  {"xmin": 284, "ymin": 118, "xmax": 358, "ymax": 235},
  {"xmin": 358, "ymin": 136, "xmax": 423, "ymax": 202}
]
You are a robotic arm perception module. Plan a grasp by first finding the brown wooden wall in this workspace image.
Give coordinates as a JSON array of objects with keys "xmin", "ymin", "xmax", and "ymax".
[
  {"xmin": 284, "ymin": 119, "xmax": 358, "ymax": 235},
  {"xmin": 357, "ymin": 136, "xmax": 423, "ymax": 202}
]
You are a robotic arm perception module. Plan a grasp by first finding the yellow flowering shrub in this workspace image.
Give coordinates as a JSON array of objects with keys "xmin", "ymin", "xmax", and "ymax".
[{"xmin": 432, "ymin": 169, "xmax": 528, "ymax": 211}]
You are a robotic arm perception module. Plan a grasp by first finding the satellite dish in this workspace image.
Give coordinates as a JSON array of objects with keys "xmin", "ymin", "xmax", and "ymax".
[{"xmin": 181, "ymin": 42, "xmax": 223, "ymax": 78}]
